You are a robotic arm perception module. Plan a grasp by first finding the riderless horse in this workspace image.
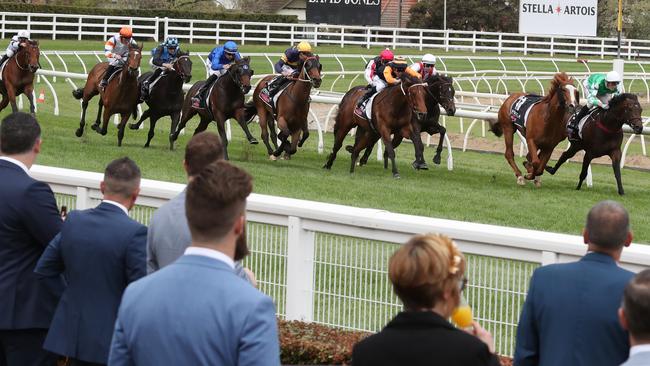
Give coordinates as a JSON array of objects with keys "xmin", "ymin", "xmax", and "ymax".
[{"xmin": 0, "ymin": 40, "xmax": 40, "ymax": 114}]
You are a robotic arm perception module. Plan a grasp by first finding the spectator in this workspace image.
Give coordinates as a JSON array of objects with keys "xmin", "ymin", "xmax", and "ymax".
[
  {"xmin": 34, "ymin": 157, "xmax": 147, "ymax": 366},
  {"xmin": 108, "ymin": 161, "xmax": 280, "ymax": 366},
  {"xmin": 514, "ymin": 200, "xmax": 634, "ymax": 366},
  {"xmin": 147, "ymin": 132, "xmax": 256, "ymax": 285},
  {"xmin": 619, "ymin": 269, "xmax": 650, "ymax": 366},
  {"xmin": 352, "ymin": 234, "xmax": 500, "ymax": 366},
  {"xmin": 0, "ymin": 112, "xmax": 63, "ymax": 366}
]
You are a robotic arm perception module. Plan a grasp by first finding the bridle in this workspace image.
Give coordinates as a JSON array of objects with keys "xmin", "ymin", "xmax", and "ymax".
[
  {"xmin": 14, "ymin": 44, "xmax": 40, "ymax": 73},
  {"xmin": 401, "ymin": 82, "xmax": 428, "ymax": 119},
  {"xmin": 289, "ymin": 57, "xmax": 321, "ymax": 87},
  {"xmin": 227, "ymin": 62, "xmax": 252, "ymax": 94},
  {"xmin": 171, "ymin": 55, "xmax": 191, "ymax": 80}
]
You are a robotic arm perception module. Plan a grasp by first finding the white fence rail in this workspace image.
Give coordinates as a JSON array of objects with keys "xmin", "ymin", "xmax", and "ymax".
[
  {"xmin": 31, "ymin": 164, "xmax": 650, "ymax": 357},
  {"xmin": 3, "ymin": 11, "xmax": 650, "ymax": 58}
]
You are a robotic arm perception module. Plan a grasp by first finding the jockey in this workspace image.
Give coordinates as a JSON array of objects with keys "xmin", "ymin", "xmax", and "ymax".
[
  {"xmin": 100, "ymin": 27, "xmax": 137, "ymax": 88},
  {"xmin": 191, "ymin": 41, "xmax": 241, "ymax": 109},
  {"xmin": 364, "ymin": 48, "xmax": 394, "ymax": 85},
  {"xmin": 410, "ymin": 53, "xmax": 438, "ymax": 81},
  {"xmin": 140, "ymin": 37, "xmax": 181, "ymax": 101},
  {"xmin": 355, "ymin": 55, "xmax": 420, "ymax": 115},
  {"xmin": 0, "ymin": 30, "xmax": 31, "ymax": 66},
  {"xmin": 567, "ymin": 70, "xmax": 623, "ymax": 141},
  {"xmin": 260, "ymin": 41, "xmax": 313, "ymax": 104}
]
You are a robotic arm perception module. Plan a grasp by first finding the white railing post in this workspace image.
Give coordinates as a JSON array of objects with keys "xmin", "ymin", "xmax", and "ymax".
[
  {"xmin": 472, "ymin": 32, "xmax": 477, "ymax": 53},
  {"xmin": 574, "ymin": 38, "xmax": 579, "ymax": 58},
  {"xmin": 541, "ymin": 251, "xmax": 558, "ymax": 266},
  {"xmin": 285, "ymin": 216, "xmax": 315, "ymax": 322},
  {"xmin": 52, "ymin": 16, "xmax": 57, "ymax": 40},
  {"xmin": 550, "ymin": 37, "xmax": 554, "ymax": 56},
  {"xmin": 154, "ymin": 17, "xmax": 159, "ymax": 42},
  {"xmin": 267, "ymin": 24, "xmax": 271, "ymax": 46},
  {"xmin": 164, "ymin": 17, "xmax": 169, "ymax": 40},
  {"xmin": 76, "ymin": 186, "xmax": 92, "ymax": 210},
  {"xmin": 523, "ymin": 35, "xmax": 527, "ymax": 55},
  {"xmin": 78, "ymin": 17, "xmax": 82, "ymax": 41},
  {"xmin": 366, "ymin": 28, "xmax": 371, "ymax": 49},
  {"xmin": 498, "ymin": 34, "xmax": 503, "ymax": 55},
  {"xmin": 1, "ymin": 13, "xmax": 5, "ymax": 39}
]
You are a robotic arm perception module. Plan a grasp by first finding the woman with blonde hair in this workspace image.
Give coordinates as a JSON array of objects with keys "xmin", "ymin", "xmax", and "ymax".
[{"xmin": 352, "ymin": 234, "xmax": 500, "ymax": 366}]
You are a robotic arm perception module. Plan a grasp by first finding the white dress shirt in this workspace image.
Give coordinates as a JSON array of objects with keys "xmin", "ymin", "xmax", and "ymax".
[
  {"xmin": 630, "ymin": 344, "xmax": 650, "ymax": 357},
  {"xmin": 0, "ymin": 156, "xmax": 29, "ymax": 174},
  {"xmin": 102, "ymin": 200, "xmax": 129, "ymax": 215},
  {"xmin": 184, "ymin": 246, "xmax": 235, "ymax": 269}
]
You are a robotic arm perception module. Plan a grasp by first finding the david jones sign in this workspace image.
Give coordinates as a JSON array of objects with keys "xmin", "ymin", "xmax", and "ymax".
[
  {"xmin": 306, "ymin": 0, "xmax": 381, "ymax": 26},
  {"xmin": 519, "ymin": 0, "xmax": 597, "ymax": 37}
]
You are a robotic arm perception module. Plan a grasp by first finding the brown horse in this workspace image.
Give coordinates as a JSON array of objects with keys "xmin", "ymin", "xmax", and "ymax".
[
  {"xmin": 323, "ymin": 74, "xmax": 429, "ymax": 178},
  {"xmin": 73, "ymin": 44, "xmax": 143, "ymax": 146},
  {"xmin": 244, "ymin": 56, "xmax": 322, "ymax": 159},
  {"xmin": 489, "ymin": 72, "xmax": 579, "ymax": 186},
  {"xmin": 0, "ymin": 40, "xmax": 40, "ymax": 114},
  {"xmin": 170, "ymin": 57, "xmax": 255, "ymax": 157},
  {"xmin": 545, "ymin": 93, "xmax": 643, "ymax": 195}
]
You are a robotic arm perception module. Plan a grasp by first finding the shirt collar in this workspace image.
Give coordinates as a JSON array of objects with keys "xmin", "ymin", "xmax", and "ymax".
[
  {"xmin": 630, "ymin": 344, "xmax": 650, "ymax": 357},
  {"xmin": 184, "ymin": 247, "xmax": 235, "ymax": 269},
  {"xmin": 0, "ymin": 156, "xmax": 29, "ymax": 174},
  {"xmin": 102, "ymin": 200, "xmax": 129, "ymax": 215}
]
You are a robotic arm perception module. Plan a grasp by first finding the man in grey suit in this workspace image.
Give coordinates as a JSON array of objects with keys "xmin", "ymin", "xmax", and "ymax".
[
  {"xmin": 146, "ymin": 132, "xmax": 255, "ymax": 285},
  {"xmin": 619, "ymin": 269, "xmax": 650, "ymax": 366},
  {"xmin": 109, "ymin": 161, "xmax": 280, "ymax": 366}
]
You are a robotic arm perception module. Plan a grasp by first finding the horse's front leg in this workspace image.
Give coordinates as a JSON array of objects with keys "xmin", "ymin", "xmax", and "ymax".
[
  {"xmin": 283, "ymin": 130, "xmax": 301, "ymax": 159},
  {"xmin": 117, "ymin": 112, "xmax": 130, "ymax": 147},
  {"xmin": 24, "ymin": 85, "xmax": 36, "ymax": 115},
  {"xmin": 576, "ymin": 152, "xmax": 594, "ymax": 191},
  {"xmin": 532, "ymin": 148, "xmax": 554, "ymax": 188},
  {"xmin": 298, "ymin": 121, "xmax": 310, "ymax": 147},
  {"xmin": 524, "ymin": 138, "xmax": 540, "ymax": 180},
  {"xmin": 610, "ymin": 149, "xmax": 625, "ymax": 195},
  {"xmin": 272, "ymin": 117, "xmax": 290, "ymax": 158},
  {"xmin": 5, "ymin": 85, "xmax": 18, "ymax": 113},
  {"xmin": 235, "ymin": 108, "xmax": 258, "ymax": 145},
  {"xmin": 214, "ymin": 112, "xmax": 230, "ymax": 161},
  {"xmin": 409, "ymin": 121, "xmax": 427, "ymax": 170},
  {"xmin": 502, "ymin": 123, "xmax": 525, "ymax": 185},
  {"xmin": 144, "ymin": 114, "xmax": 161, "ymax": 148},
  {"xmin": 130, "ymin": 108, "xmax": 150, "ymax": 130},
  {"xmin": 545, "ymin": 142, "xmax": 581, "ymax": 175},
  {"xmin": 427, "ymin": 124, "xmax": 446, "ymax": 165},
  {"xmin": 381, "ymin": 127, "xmax": 400, "ymax": 179},
  {"xmin": 0, "ymin": 93, "xmax": 9, "ymax": 113},
  {"xmin": 91, "ymin": 98, "xmax": 104, "ymax": 133},
  {"xmin": 350, "ymin": 131, "xmax": 372, "ymax": 174}
]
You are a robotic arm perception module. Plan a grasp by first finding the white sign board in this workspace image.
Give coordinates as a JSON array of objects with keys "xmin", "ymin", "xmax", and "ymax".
[{"xmin": 519, "ymin": 0, "xmax": 598, "ymax": 37}]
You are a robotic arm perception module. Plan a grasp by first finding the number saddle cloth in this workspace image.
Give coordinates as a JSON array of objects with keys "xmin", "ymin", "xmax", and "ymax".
[{"xmin": 509, "ymin": 94, "xmax": 544, "ymax": 135}]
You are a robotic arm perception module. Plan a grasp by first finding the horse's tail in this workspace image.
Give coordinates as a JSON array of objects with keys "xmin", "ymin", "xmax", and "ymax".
[
  {"xmin": 488, "ymin": 118, "xmax": 503, "ymax": 137},
  {"xmin": 72, "ymin": 88, "xmax": 84, "ymax": 100},
  {"xmin": 243, "ymin": 100, "xmax": 257, "ymax": 124}
]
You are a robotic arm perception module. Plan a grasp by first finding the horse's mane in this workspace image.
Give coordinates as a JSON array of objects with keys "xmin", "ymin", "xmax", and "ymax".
[
  {"xmin": 400, "ymin": 73, "xmax": 422, "ymax": 86},
  {"xmin": 609, "ymin": 93, "xmax": 637, "ymax": 109},
  {"xmin": 543, "ymin": 72, "xmax": 572, "ymax": 104},
  {"xmin": 427, "ymin": 73, "xmax": 453, "ymax": 85},
  {"xmin": 177, "ymin": 50, "xmax": 189, "ymax": 57}
]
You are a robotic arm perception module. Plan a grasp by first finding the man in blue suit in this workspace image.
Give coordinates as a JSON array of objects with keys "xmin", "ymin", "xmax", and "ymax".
[
  {"xmin": 35, "ymin": 157, "xmax": 147, "ymax": 366},
  {"xmin": 109, "ymin": 161, "xmax": 280, "ymax": 366},
  {"xmin": 0, "ymin": 112, "xmax": 63, "ymax": 366},
  {"xmin": 619, "ymin": 269, "xmax": 650, "ymax": 366},
  {"xmin": 514, "ymin": 200, "xmax": 635, "ymax": 366}
]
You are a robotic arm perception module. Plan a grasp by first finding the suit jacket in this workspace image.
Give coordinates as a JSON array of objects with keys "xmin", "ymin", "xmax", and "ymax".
[
  {"xmin": 0, "ymin": 159, "xmax": 63, "ymax": 330},
  {"xmin": 146, "ymin": 189, "xmax": 252, "ymax": 283},
  {"xmin": 514, "ymin": 252, "xmax": 634, "ymax": 366},
  {"xmin": 35, "ymin": 202, "xmax": 147, "ymax": 364},
  {"xmin": 352, "ymin": 311, "xmax": 500, "ymax": 366},
  {"xmin": 621, "ymin": 348, "xmax": 650, "ymax": 366},
  {"xmin": 108, "ymin": 254, "xmax": 280, "ymax": 366}
]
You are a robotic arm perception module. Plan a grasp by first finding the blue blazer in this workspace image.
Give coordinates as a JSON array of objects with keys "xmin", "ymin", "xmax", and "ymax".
[
  {"xmin": 35, "ymin": 202, "xmax": 147, "ymax": 364},
  {"xmin": 514, "ymin": 252, "xmax": 634, "ymax": 366},
  {"xmin": 108, "ymin": 254, "xmax": 280, "ymax": 366},
  {"xmin": 0, "ymin": 159, "xmax": 63, "ymax": 329}
]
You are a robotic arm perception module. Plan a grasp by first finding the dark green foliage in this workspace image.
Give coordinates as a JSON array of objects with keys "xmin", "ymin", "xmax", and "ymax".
[{"xmin": 407, "ymin": 0, "xmax": 517, "ymax": 32}]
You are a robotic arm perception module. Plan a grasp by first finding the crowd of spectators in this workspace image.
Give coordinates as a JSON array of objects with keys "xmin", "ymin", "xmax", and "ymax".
[{"xmin": 0, "ymin": 111, "xmax": 648, "ymax": 366}]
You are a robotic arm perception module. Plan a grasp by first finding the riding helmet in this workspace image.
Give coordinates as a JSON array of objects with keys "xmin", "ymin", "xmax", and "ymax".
[
  {"xmin": 422, "ymin": 53, "xmax": 436, "ymax": 65},
  {"xmin": 297, "ymin": 41, "xmax": 313, "ymax": 53},
  {"xmin": 606, "ymin": 70, "xmax": 621, "ymax": 83},
  {"xmin": 165, "ymin": 37, "xmax": 179, "ymax": 49},
  {"xmin": 224, "ymin": 41, "xmax": 238, "ymax": 54},
  {"xmin": 119, "ymin": 27, "xmax": 133, "ymax": 38},
  {"xmin": 390, "ymin": 56, "xmax": 408, "ymax": 70},
  {"xmin": 17, "ymin": 30, "xmax": 30, "ymax": 39},
  {"xmin": 380, "ymin": 49, "xmax": 394, "ymax": 61}
]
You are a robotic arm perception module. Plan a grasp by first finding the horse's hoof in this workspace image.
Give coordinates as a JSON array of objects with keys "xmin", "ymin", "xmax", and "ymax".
[
  {"xmin": 101, "ymin": 129, "xmax": 108, "ymax": 136},
  {"xmin": 412, "ymin": 161, "xmax": 429, "ymax": 170},
  {"xmin": 323, "ymin": 164, "xmax": 331, "ymax": 170},
  {"xmin": 393, "ymin": 173, "xmax": 401, "ymax": 179},
  {"xmin": 345, "ymin": 145, "xmax": 354, "ymax": 154},
  {"xmin": 91, "ymin": 124, "xmax": 100, "ymax": 133},
  {"xmin": 618, "ymin": 191, "xmax": 625, "ymax": 196},
  {"xmin": 248, "ymin": 138, "xmax": 259, "ymax": 145},
  {"xmin": 544, "ymin": 166, "xmax": 555, "ymax": 175},
  {"xmin": 534, "ymin": 178, "xmax": 542, "ymax": 188},
  {"xmin": 143, "ymin": 144, "xmax": 150, "ymax": 148},
  {"xmin": 433, "ymin": 155, "xmax": 442, "ymax": 165},
  {"xmin": 524, "ymin": 173, "xmax": 534, "ymax": 180},
  {"xmin": 75, "ymin": 129, "xmax": 83, "ymax": 137},
  {"xmin": 516, "ymin": 176, "xmax": 526, "ymax": 185},
  {"xmin": 129, "ymin": 124, "xmax": 139, "ymax": 130},
  {"xmin": 269, "ymin": 155, "xmax": 277, "ymax": 161}
]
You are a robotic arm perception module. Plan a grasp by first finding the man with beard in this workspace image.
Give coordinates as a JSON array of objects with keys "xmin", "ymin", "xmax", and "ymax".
[{"xmin": 108, "ymin": 161, "xmax": 279, "ymax": 366}]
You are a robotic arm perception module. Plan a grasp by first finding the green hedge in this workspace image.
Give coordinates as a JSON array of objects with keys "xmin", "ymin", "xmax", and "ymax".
[{"xmin": 0, "ymin": 3, "xmax": 298, "ymax": 24}]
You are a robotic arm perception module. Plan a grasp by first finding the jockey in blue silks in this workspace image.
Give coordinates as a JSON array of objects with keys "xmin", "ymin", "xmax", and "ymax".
[{"xmin": 191, "ymin": 41, "xmax": 241, "ymax": 109}]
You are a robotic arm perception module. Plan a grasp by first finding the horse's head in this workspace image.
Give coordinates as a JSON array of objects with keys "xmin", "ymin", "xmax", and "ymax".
[
  {"xmin": 230, "ymin": 56, "xmax": 254, "ymax": 94},
  {"xmin": 551, "ymin": 72, "xmax": 579, "ymax": 114},
  {"xmin": 427, "ymin": 74, "xmax": 456, "ymax": 116},
  {"xmin": 173, "ymin": 51, "xmax": 193, "ymax": 83},
  {"xmin": 300, "ymin": 56, "xmax": 322, "ymax": 88},
  {"xmin": 610, "ymin": 93, "xmax": 644, "ymax": 134},
  {"xmin": 18, "ymin": 40, "xmax": 40, "ymax": 73},
  {"xmin": 126, "ymin": 44, "xmax": 143, "ymax": 76},
  {"xmin": 401, "ymin": 74, "xmax": 428, "ymax": 120}
]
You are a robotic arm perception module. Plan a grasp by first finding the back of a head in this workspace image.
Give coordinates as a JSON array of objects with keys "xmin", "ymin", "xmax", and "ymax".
[
  {"xmin": 623, "ymin": 269, "xmax": 650, "ymax": 342},
  {"xmin": 186, "ymin": 160, "xmax": 253, "ymax": 243},
  {"xmin": 0, "ymin": 112, "xmax": 41, "ymax": 155},
  {"xmin": 184, "ymin": 132, "xmax": 224, "ymax": 176},
  {"xmin": 389, "ymin": 234, "xmax": 466, "ymax": 310},
  {"xmin": 585, "ymin": 200, "xmax": 630, "ymax": 250},
  {"xmin": 104, "ymin": 157, "xmax": 141, "ymax": 199}
]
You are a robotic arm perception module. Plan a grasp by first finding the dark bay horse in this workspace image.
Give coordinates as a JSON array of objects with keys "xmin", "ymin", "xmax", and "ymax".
[
  {"xmin": 129, "ymin": 51, "xmax": 192, "ymax": 148},
  {"xmin": 323, "ymin": 74, "xmax": 429, "ymax": 178},
  {"xmin": 244, "ymin": 56, "xmax": 322, "ymax": 159},
  {"xmin": 489, "ymin": 72, "xmax": 579, "ymax": 186},
  {"xmin": 73, "ymin": 44, "xmax": 143, "ymax": 146},
  {"xmin": 0, "ymin": 40, "xmax": 40, "ymax": 114},
  {"xmin": 171, "ymin": 57, "xmax": 256, "ymax": 158},
  {"xmin": 351, "ymin": 74, "xmax": 457, "ymax": 169},
  {"xmin": 545, "ymin": 93, "xmax": 643, "ymax": 195}
]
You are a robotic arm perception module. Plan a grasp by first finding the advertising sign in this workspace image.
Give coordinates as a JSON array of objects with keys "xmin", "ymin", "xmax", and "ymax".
[
  {"xmin": 519, "ymin": 0, "xmax": 598, "ymax": 37},
  {"xmin": 306, "ymin": 0, "xmax": 381, "ymax": 26}
]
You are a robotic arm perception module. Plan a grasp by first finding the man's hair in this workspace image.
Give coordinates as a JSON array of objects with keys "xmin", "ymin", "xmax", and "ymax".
[
  {"xmin": 623, "ymin": 269, "xmax": 650, "ymax": 341},
  {"xmin": 186, "ymin": 161, "xmax": 252, "ymax": 243},
  {"xmin": 585, "ymin": 200, "xmax": 630, "ymax": 249},
  {"xmin": 0, "ymin": 112, "xmax": 41, "ymax": 155},
  {"xmin": 184, "ymin": 132, "xmax": 224, "ymax": 176},
  {"xmin": 103, "ymin": 157, "xmax": 141, "ymax": 198}
]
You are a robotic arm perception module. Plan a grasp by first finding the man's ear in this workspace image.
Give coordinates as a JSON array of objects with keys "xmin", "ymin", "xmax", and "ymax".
[
  {"xmin": 233, "ymin": 215, "xmax": 245, "ymax": 236},
  {"xmin": 33, "ymin": 138, "xmax": 42, "ymax": 154},
  {"xmin": 182, "ymin": 159, "xmax": 189, "ymax": 175},
  {"xmin": 583, "ymin": 228, "xmax": 589, "ymax": 245},
  {"xmin": 618, "ymin": 307, "xmax": 628, "ymax": 331},
  {"xmin": 624, "ymin": 231, "xmax": 633, "ymax": 247},
  {"xmin": 100, "ymin": 181, "xmax": 106, "ymax": 195}
]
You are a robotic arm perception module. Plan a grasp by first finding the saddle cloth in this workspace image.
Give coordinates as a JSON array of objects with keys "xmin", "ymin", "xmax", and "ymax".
[
  {"xmin": 105, "ymin": 66, "xmax": 123, "ymax": 85},
  {"xmin": 509, "ymin": 94, "xmax": 544, "ymax": 132},
  {"xmin": 0, "ymin": 57, "xmax": 10, "ymax": 82},
  {"xmin": 577, "ymin": 108, "xmax": 599, "ymax": 139},
  {"xmin": 260, "ymin": 76, "xmax": 291, "ymax": 110},
  {"xmin": 354, "ymin": 92, "xmax": 379, "ymax": 120}
]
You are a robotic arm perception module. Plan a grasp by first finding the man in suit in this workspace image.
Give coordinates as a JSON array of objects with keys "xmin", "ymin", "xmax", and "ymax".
[
  {"xmin": 35, "ymin": 157, "xmax": 147, "ymax": 366},
  {"xmin": 0, "ymin": 112, "xmax": 63, "ymax": 366},
  {"xmin": 514, "ymin": 200, "xmax": 635, "ymax": 366},
  {"xmin": 619, "ymin": 269, "xmax": 650, "ymax": 366},
  {"xmin": 109, "ymin": 161, "xmax": 280, "ymax": 366},
  {"xmin": 147, "ymin": 131, "xmax": 255, "ymax": 285}
]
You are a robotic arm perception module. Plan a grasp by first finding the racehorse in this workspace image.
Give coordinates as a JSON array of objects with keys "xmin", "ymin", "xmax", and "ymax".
[
  {"xmin": 488, "ymin": 72, "xmax": 579, "ymax": 186},
  {"xmin": 129, "ymin": 51, "xmax": 192, "ymax": 148},
  {"xmin": 73, "ymin": 44, "xmax": 143, "ymax": 146},
  {"xmin": 323, "ymin": 74, "xmax": 429, "ymax": 178},
  {"xmin": 545, "ymin": 93, "xmax": 643, "ymax": 195},
  {"xmin": 350, "ymin": 74, "xmax": 457, "ymax": 169},
  {"xmin": 171, "ymin": 57, "xmax": 256, "ymax": 158},
  {"xmin": 244, "ymin": 56, "xmax": 322, "ymax": 159},
  {"xmin": 0, "ymin": 40, "xmax": 40, "ymax": 114}
]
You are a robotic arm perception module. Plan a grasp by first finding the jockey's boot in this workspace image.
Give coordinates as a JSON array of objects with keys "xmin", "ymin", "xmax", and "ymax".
[
  {"xmin": 262, "ymin": 77, "xmax": 287, "ymax": 104},
  {"xmin": 0, "ymin": 55, "xmax": 8, "ymax": 67},
  {"xmin": 192, "ymin": 74, "xmax": 219, "ymax": 109},
  {"xmin": 567, "ymin": 105, "xmax": 589, "ymax": 142},
  {"xmin": 355, "ymin": 86, "xmax": 376, "ymax": 116},
  {"xmin": 100, "ymin": 65, "xmax": 117, "ymax": 89}
]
